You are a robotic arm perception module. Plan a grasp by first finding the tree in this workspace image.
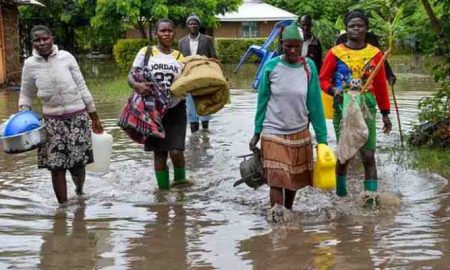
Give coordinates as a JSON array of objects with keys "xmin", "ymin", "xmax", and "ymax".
[
  {"xmin": 265, "ymin": 0, "xmax": 358, "ymax": 22},
  {"xmin": 91, "ymin": 0, "xmax": 243, "ymax": 40},
  {"xmin": 19, "ymin": 0, "xmax": 95, "ymax": 53},
  {"xmin": 350, "ymin": 0, "xmax": 417, "ymax": 51},
  {"xmin": 413, "ymin": 0, "xmax": 450, "ymax": 146}
]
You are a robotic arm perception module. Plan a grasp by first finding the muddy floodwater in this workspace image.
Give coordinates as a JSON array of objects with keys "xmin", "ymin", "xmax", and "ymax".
[{"xmin": 0, "ymin": 56, "xmax": 449, "ymax": 269}]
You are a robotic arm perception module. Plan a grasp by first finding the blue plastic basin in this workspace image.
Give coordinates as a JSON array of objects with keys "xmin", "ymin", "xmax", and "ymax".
[{"xmin": 3, "ymin": 111, "xmax": 42, "ymax": 137}]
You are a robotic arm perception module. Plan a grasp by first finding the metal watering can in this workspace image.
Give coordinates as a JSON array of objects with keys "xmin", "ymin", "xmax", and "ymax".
[
  {"xmin": 233, "ymin": 20, "xmax": 294, "ymax": 89},
  {"xmin": 234, "ymin": 149, "xmax": 266, "ymax": 189}
]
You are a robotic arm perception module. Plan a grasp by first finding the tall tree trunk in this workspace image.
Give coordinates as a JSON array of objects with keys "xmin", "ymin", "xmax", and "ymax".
[
  {"xmin": 148, "ymin": 20, "xmax": 153, "ymax": 42},
  {"xmin": 135, "ymin": 21, "xmax": 148, "ymax": 39},
  {"xmin": 420, "ymin": 0, "xmax": 442, "ymax": 37},
  {"xmin": 67, "ymin": 25, "xmax": 75, "ymax": 54}
]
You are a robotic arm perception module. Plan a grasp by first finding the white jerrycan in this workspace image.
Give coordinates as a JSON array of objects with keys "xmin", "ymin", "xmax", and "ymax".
[{"xmin": 86, "ymin": 132, "xmax": 113, "ymax": 174}]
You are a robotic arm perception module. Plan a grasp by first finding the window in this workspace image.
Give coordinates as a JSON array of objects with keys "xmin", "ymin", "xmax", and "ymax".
[{"xmin": 241, "ymin": 22, "xmax": 259, "ymax": 38}]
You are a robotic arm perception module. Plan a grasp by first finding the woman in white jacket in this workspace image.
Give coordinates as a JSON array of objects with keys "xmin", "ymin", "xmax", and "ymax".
[{"xmin": 18, "ymin": 25, "xmax": 103, "ymax": 204}]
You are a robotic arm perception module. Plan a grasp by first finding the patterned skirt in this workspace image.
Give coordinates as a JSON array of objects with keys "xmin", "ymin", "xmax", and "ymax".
[
  {"xmin": 261, "ymin": 129, "xmax": 313, "ymax": 190},
  {"xmin": 38, "ymin": 111, "xmax": 93, "ymax": 171}
]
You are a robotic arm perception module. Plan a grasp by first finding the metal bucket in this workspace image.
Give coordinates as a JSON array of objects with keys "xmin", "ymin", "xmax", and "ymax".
[
  {"xmin": 0, "ymin": 126, "xmax": 46, "ymax": 154},
  {"xmin": 234, "ymin": 150, "xmax": 266, "ymax": 189}
]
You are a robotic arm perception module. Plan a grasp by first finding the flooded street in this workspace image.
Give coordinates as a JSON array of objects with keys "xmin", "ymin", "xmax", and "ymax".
[{"xmin": 0, "ymin": 56, "xmax": 449, "ymax": 269}]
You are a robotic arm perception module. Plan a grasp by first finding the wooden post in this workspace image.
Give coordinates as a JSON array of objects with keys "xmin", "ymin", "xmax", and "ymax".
[{"xmin": 0, "ymin": 7, "xmax": 6, "ymax": 85}]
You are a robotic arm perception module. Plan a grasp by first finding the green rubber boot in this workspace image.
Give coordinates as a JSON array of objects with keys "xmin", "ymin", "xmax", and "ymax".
[
  {"xmin": 364, "ymin": 179, "xmax": 378, "ymax": 192},
  {"xmin": 172, "ymin": 167, "xmax": 193, "ymax": 188},
  {"xmin": 336, "ymin": 175, "xmax": 348, "ymax": 197},
  {"xmin": 155, "ymin": 168, "xmax": 170, "ymax": 190},
  {"xmin": 364, "ymin": 179, "xmax": 378, "ymax": 208}
]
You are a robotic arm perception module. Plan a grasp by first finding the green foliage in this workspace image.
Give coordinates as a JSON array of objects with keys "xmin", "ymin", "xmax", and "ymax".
[
  {"xmin": 417, "ymin": 83, "xmax": 449, "ymax": 123},
  {"xmin": 312, "ymin": 19, "xmax": 338, "ymax": 52},
  {"xmin": 265, "ymin": 0, "xmax": 357, "ymax": 22},
  {"xmin": 350, "ymin": 0, "xmax": 415, "ymax": 51},
  {"xmin": 417, "ymin": 0, "xmax": 450, "ymax": 126},
  {"xmin": 215, "ymin": 38, "xmax": 270, "ymax": 64},
  {"xmin": 19, "ymin": 0, "xmax": 94, "ymax": 52},
  {"xmin": 19, "ymin": 0, "xmax": 242, "ymax": 53},
  {"xmin": 92, "ymin": 0, "xmax": 243, "ymax": 39},
  {"xmin": 411, "ymin": 147, "xmax": 450, "ymax": 179},
  {"xmin": 410, "ymin": 0, "xmax": 450, "ymax": 149},
  {"xmin": 113, "ymin": 39, "xmax": 151, "ymax": 70},
  {"xmin": 113, "ymin": 38, "xmax": 276, "ymax": 67}
]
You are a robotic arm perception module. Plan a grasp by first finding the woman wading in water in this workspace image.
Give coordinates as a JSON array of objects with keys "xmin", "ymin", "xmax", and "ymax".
[
  {"xmin": 19, "ymin": 25, "xmax": 103, "ymax": 204},
  {"xmin": 249, "ymin": 22, "xmax": 328, "ymax": 214}
]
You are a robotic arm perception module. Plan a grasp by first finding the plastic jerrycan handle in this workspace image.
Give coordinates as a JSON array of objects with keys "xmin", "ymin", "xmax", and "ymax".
[{"xmin": 317, "ymin": 144, "xmax": 336, "ymax": 167}]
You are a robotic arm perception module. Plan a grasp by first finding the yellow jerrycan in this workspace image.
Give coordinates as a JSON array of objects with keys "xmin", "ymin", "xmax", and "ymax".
[
  {"xmin": 313, "ymin": 143, "xmax": 336, "ymax": 190},
  {"xmin": 321, "ymin": 92, "xmax": 334, "ymax": 119}
]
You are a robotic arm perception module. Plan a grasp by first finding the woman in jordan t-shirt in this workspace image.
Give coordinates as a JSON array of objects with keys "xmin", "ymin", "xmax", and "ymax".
[{"xmin": 128, "ymin": 18, "xmax": 190, "ymax": 190}]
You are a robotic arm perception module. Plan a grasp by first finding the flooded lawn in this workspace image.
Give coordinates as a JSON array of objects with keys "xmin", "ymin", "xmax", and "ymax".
[{"xmin": 0, "ymin": 56, "xmax": 448, "ymax": 269}]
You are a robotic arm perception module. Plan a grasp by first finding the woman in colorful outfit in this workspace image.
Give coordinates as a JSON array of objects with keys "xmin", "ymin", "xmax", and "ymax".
[
  {"xmin": 249, "ymin": 23, "xmax": 327, "ymax": 210},
  {"xmin": 128, "ymin": 19, "xmax": 189, "ymax": 190},
  {"xmin": 319, "ymin": 11, "xmax": 392, "ymax": 197},
  {"xmin": 19, "ymin": 25, "xmax": 104, "ymax": 204}
]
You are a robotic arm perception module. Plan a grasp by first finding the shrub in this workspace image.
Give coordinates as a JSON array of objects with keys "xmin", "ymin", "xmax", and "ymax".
[
  {"xmin": 113, "ymin": 39, "xmax": 152, "ymax": 70},
  {"xmin": 113, "ymin": 38, "xmax": 279, "ymax": 69},
  {"xmin": 215, "ymin": 38, "xmax": 278, "ymax": 64}
]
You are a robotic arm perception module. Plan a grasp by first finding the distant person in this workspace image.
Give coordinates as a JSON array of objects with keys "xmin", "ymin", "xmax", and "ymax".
[
  {"xmin": 18, "ymin": 25, "xmax": 104, "ymax": 204},
  {"xmin": 178, "ymin": 13, "xmax": 217, "ymax": 133},
  {"xmin": 299, "ymin": 15, "xmax": 323, "ymax": 72},
  {"xmin": 336, "ymin": 28, "xmax": 396, "ymax": 85}
]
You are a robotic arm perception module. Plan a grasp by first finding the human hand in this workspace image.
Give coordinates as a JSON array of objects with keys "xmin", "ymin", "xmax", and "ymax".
[
  {"xmin": 332, "ymin": 88, "xmax": 343, "ymax": 105},
  {"xmin": 388, "ymin": 75, "xmax": 397, "ymax": 86},
  {"xmin": 134, "ymin": 82, "xmax": 150, "ymax": 95},
  {"xmin": 19, "ymin": 105, "xmax": 31, "ymax": 111},
  {"xmin": 249, "ymin": 134, "xmax": 261, "ymax": 152},
  {"xmin": 88, "ymin": 112, "xmax": 104, "ymax": 134},
  {"xmin": 382, "ymin": 115, "xmax": 392, "ymax": 134},
  {"xmin": 91, "ymin": 119, "xmax": 104, "ymax": 134}
]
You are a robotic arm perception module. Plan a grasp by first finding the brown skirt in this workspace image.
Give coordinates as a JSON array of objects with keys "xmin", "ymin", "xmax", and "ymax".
[{"xmin": 261, "ymin": 129, "xmax": 313, "ymax": 190}]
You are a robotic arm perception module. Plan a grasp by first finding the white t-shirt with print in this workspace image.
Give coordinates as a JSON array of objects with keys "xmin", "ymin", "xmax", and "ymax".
[{"xmin": 132, "ymin": 46, "xmax": 184, "ymax": 108}]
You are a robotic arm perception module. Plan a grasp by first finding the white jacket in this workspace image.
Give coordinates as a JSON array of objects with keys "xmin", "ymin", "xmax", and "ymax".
[{"xmin": 18, "ymin": 45, "xmax": 96, "ymax": 115}]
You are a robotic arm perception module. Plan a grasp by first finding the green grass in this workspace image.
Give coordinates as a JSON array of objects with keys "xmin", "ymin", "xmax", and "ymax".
[
  {"xmin": 411, "ymin": 147, "xmax": 450, "ymax": 179},
  {"xmin": 86, "ymin": 73, "xmax": 130, "ymax": 98}
]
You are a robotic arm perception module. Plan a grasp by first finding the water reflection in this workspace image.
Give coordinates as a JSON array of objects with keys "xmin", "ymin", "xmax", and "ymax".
[
  {"xmin": 185, "ymin": 131, "xmax": 213, "ymax": 170},
  {"xmin": 126, "ymin": 201, "xmax": 189, "ymax": 269},
  {"xmin": 239, "ymin": 228, "xmax": 341, "ymax": 270},
  {"xmin": 39, "ymin": 202, "xmax": 96, "ymax": 269}
]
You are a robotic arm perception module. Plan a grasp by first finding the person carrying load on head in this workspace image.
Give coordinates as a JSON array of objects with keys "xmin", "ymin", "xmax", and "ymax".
[
  {"xmin": 178, "ymin": 13, "xmax": 218, "ymax": 133},
  {"xmin": 319, "ymin": 10, "xmax": 392, "ymax": 201},
  {"xmin": 249, "ymin": 22, "xmax": 328, "ymax": 212},
  {"xmin": 18, "ymin": 25, "xmax": 104, "ymax": 204}
]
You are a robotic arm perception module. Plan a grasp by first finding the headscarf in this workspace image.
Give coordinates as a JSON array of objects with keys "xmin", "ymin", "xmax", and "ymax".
[{"xmin": 281, "ymin": 22, "xmax": 303, "ymax": 41}]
